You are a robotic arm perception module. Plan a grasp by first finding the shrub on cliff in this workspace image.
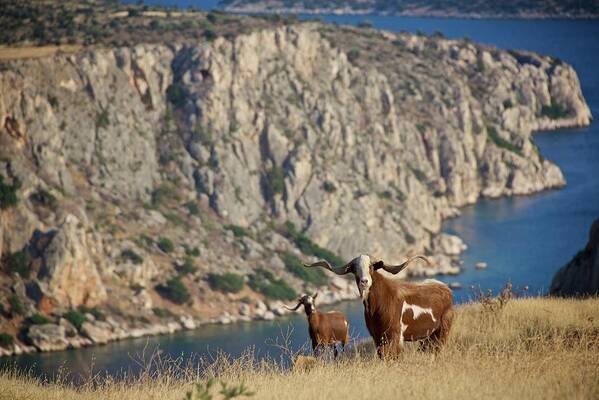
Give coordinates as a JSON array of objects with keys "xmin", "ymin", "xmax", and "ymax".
[
  {"xmin": 207, "ymin": 272, "xmax": 244, "ymax": 294},
  {"xmin": 166, "ymin": 83, "xmax": 189, "ymax": 108},
  {"xmin": 5, "ymin": 250, "xmax": 32, "ymax": 279},
  {"xmin": 157, "ymin": 237, "xmax": 175, "ymax": 253},
  {"xmin": 27, "ymin": 313, "xmax": 52, "ymax": 325},
  {"xmin": 8, "ymin": 295, "xmax": 24, "ymax": 317},
  {"xmin": 177, "ymin": 257, "xmax": 198, "ymax": 276},
  {"xmin": 263, "ymin": 165, "xmax": 286, "ymax": 198},
  {"xmin": 0, "ymin": 175, "xmax": 19, "ymax": 209},
  {"xmin": 248, "ymin": 269, "xmax": 296, "ymax": 301},
  {"xmin": 487, "ymin": 126, "xmax": 522, "ymax": 155},
  {"xmin": 283, "ymin": 221, "xmax": 345, "ymax": 267},
  {"xmin": 541, "ymin": 102, "xmax": 570, "ymax": 119},
  {"xmin": 224, "ymin": 224, "xmax": 249, "ymax": 238},
  {"xmin": 121, "ymin": 249, "xmax": 144, "ymax": 265},
  {"xmin": 157, "ymin": 277, "xmax": 191, "ymax": 305},
  {"xmin": 64, "ymin": 310, "xmax": 87, "ymax": 330},
  {"xmin": 79, "ymin": 306, "xmax": 106, "ymax": 321},
  {"xmin": 0, "ymin": 333, "xmax": 14, "ymax": 348},
  {"xmin": 280, "ymin": 252, "xmax": 328, "ymax": 286}
]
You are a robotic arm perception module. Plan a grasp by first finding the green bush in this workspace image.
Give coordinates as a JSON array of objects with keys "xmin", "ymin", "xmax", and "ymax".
[
  {"xmin": 153, "ymin": 307, "xmax": 174, "ymax": 318},
  {"xmin": 177, "ymin": 257, "xmax": 198, "ymax": 276},
  {"xmin": 5, "ymin": 250, "xmax": 31, "ymax": 279},
  {"xmin": 79, "ymin": 306, "xmax": 105, "ymax": 321},
  {"xmin": 284, "ymin": 221, "xmax": 345, "ymax": 267},
  {"xmin": 207, "ymin": 272, "xmax": 244, "ymax": 294},
  {"xmin": 280, "ymin": 252, "xmax": 328, "ymax": 286},
  {"xmin": 224, "ymin": 224, "xmax": 249, "ymax": 238},
  {"xmin": 185, "ymin": 245, "xmax": 201, "ymax": 257},
  {"xmin": 64, "ymin": 310, "xmax": 87, "ymax": 330},
  {"xmin": 322, "ymin": 181, "xmax": 336, "ymax": 193},
  {"xmin": 96, "ymin": 110, "xmax": 110, "ymax": 129},
  {"xmin": 263, "ymin": 165, "xmax": 285, "ymax": 198},
  {"xmin": 166, "ymin": 83, "xmax": 188, "ymax": 108},
  {"xmin": 184, "ymin": 201, "xmax": 200, "ymax": 215},
  {"xmin": 541, "ymin": 102, "xmax": 570, "ymax": 119},
  {"xmin": 30, "ymin": 189, "xmax": 57, "ymax": 208},
  {"xmin": 27, "ymin": 313, "xmax": 51, "ymax": 325},
  {"xmin": 0, "ymin": 333, "xmax": 14, "ymax": 348},
  {"xmin": 248, "ymin": 269, "xmax": 296, "ymax": 301},
  {"xmin": 203, "ymin": 29, "xmax": 217, "ymax": 41},
  {"xmin": 121, "ymin": 249, "xmax": 144, "ymax": 265},
  {"xmin": 347, "ymin": 48, "xmax": 360, "ymax": 62},
  {"xmin": 0, "ymin": 175, "xmax": 19, "ymax": 210},
  {"xmin": 9, "ymin": 295, "xmax": 24, "ymax": 316},
  {"xmin": 157, "ymin": 237, "xmax": 175, "ymax": 253},
  {"xmin": 157, "ymin": 277, "xmax": 191, "ymax": 305},
  {"xmin": 487, "ymin": 126, "xmax": 522, "ymax": 155}
]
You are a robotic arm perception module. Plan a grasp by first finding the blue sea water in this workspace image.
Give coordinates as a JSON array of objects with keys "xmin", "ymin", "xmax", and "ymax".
[{"xmin": 2, "ymin": 4, "xmax": 598, "ymax": 381}]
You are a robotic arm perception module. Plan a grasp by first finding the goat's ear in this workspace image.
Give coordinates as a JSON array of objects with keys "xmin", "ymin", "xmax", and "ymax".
[{"xmin": 372, "ymin": 261, "xmax": 385, "ymax": 270}]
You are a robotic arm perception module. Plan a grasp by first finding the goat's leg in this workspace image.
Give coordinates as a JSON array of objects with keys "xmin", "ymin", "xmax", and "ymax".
[
  {"xmin": 333, "ymin": 344, "xmax": 338, "ymax": 358},
  {"xmin": 421, "ymin": 308, "xmax": 454, "ymax": 352}
]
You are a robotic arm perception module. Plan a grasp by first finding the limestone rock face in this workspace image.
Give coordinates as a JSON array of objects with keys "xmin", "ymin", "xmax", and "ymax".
[
  {"xmin": 27, "ymin": 324, "xmax": 69, "ymax": 352},
  {"xmin": 550, "ymin": 219, "xmax": 599, "ymax": 297},
  {"xmin": 38, "ymin": 214, "xmax": 107, "ymax": 308}
]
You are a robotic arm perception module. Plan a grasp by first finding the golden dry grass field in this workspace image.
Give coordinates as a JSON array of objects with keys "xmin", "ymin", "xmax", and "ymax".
[{"xmin": 1, "ymin": 297, "xmax": 598, "ymax": 400}]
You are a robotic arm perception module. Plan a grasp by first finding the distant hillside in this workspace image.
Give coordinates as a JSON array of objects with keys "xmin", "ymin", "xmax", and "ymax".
[{"xmin": 220, "ymin": 0, "xmax": 599, "ymax": 18}]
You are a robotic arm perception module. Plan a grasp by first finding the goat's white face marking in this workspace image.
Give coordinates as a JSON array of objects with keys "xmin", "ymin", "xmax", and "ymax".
[{"xmin": 354, "ymin": 254, "xmax": 372, "ymax": 301}]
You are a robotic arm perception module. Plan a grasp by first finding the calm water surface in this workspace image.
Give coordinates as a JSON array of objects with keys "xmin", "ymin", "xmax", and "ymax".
[{"xmin": 2, "ymin": 7, "xmax": 598, "ymax": 381}]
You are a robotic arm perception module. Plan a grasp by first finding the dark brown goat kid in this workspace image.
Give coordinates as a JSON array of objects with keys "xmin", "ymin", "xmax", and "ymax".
[
  {"xmin": 305, "ymin": 255, "xmax": 453, "ymax": 358},
  {"xmin": 285, "ymin": 293, "xmax": 349, "ymax": 357}
]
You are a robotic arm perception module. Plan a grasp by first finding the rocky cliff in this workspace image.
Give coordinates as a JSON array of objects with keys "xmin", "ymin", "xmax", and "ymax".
[
  {"xmin": 550, "ymin": 218, "xmax": 599, "ymax": 297},
  {"xmin": 0, "ymin": 21, "xmax": 592, "ymax": 355}
]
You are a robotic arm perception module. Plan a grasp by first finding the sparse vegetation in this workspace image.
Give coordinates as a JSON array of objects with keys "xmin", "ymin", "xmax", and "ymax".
[
  {"xmin": 27, "ymin": 314, "xmax": 52, "ymax": 325},
  {"xmin": 207, "ymin": 272, "xmax": 245, "ymax": 294},
  {"xmin": 5, "ymin": 250, "xmax": 32, "ymax": 279},
  {"xmin": 158, "ymin": 237, "xmax": 175, "ymax": 253},
  {"xmin": 248, "ymin": 269, "xmax": 296, "ymax": 300},
  {"xmin": 8, "ymin": 295, "xmax": 24, "ymax": 316},
  {"xmin": 177, "ymin": 258, "xmax": 198, "ymax": 276},
  {"xmin": 63, "ymin": 310, "xmax": 86, "ymax": 330},
  {"xmin": 322, "ymin": 181, "xmax": 336, "ymax": 193},
  {"xmin": 157, "ymin": 277, "xmax": 191, "ymax": 305},
  {"xmin": 167, "ymin": 83, "xmax": 189, "ymax": 108},
  {"xmin": 280, "ymin": 252, "xmax": 328, "ymax": 286},
  {"xmin": 541, "ymin": 102, "xmax": 570, "ymax": 119},
  {"xmin": 284, "ymin": 221, "xmax": 345, "ymax": 267},
  {"xmin": 30, "ymin": 189, "xmax": 57, "ymax": 208},
  {"xmin": 0, "ymin": 175, "xmax": 19, "ymax": 210},
  {"xmin": 224, "ymin": 224, "xmax": 249, "ymax": 239},
  {"xmin": 121, "ymin": 249, "xmax": 144, "ymax": 265},
  {"xmin": 0, "ymin": 332, "xmax": 14, "ymax": 348},
  {"xmin": 79, "ymin": 306, "xmax": 106, "ymax": 321},
  {"xmin": 263, "ymin": 166, "xmax": 286, "ymax": 198},
  {"xmin": 185, "ymin": 378, "xmax": 255, "ymax": 400},
  {"xmin": 487, "ymin": 126, "xmax": 522, "ymax": 155},
  {"xmin": 347, "ymin": 48, "xmax": 360, "ymax": 62},
  {"xmin": 96, "ymin": 110, "xmax": 110, "ymax": 129},
  {"xmin": 184, "ymin": 201, "xmax": 200, "ymax": 216},
  {"xmin": 153, "ymin": 307, "xmax": 175, "ymax": 319}
]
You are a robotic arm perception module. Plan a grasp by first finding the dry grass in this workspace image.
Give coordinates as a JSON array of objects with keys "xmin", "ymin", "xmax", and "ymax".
[
  {"xmin": 1, "ymin": 297, "xmax": 598, "ymax": 400},
  {"xmin": 0, "ymin": 45, "xmax": 82, "ymax": 61}
]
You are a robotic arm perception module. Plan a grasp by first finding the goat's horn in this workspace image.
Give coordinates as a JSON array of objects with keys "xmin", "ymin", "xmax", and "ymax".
[
  {"xmin": 375, "ymin": 255, "xmax": 431, "ymax": 275},
  {"xmin": 283, "ymin": 301, "xmax": 302, "ymax": 311},
  {"xmin": 304, "ymin": 259, "xmax": 353, "ymax": 275},
  {"xmin": 312, "ymin": 292, "xmax": 318, "ymax": 300}
]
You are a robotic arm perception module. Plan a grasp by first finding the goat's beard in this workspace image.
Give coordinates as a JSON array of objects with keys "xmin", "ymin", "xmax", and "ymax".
[{"xmin": 359, "ymin": 286, "xmax": 370, "ymax": 304}]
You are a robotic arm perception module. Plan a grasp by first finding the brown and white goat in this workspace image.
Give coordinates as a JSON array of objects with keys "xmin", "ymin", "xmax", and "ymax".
[
  {"xmin": 285, "ymin": 293, "xmax": 349, "ymax": 357},
  {"xmin": 305, "ymin": 255, "xmax": 453, "ymax": 358}
]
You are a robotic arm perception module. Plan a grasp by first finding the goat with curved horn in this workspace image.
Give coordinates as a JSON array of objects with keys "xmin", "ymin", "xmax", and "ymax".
[
  {"xmin": 305, "ymin": 254, "xmax": 453, "ymax": 358},
  {"xmin": 287, "ymin": 293, "xmax": 349, "ymax": 357}
]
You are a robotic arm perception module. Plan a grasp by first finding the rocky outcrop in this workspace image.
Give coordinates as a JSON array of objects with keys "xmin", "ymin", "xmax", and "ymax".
[
  {"xmin": 37, "ymin": 214, "xmax": 107, "ymax": 308},
  {"xmin": 26, "ymin": 324, "xmax": 69, "ymax": 352},
  {"xmin": 550, "ymin": 218, "xmax": 599, "ymax": 297}
]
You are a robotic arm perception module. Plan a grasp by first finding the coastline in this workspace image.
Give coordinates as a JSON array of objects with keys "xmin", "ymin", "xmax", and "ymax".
[{"xmin": 221, "ymin": 6, "xmax": 599, "ymax": 20}]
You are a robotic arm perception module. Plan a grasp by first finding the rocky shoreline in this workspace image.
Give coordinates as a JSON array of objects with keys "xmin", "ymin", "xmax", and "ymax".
[{"xmin": 221, "ymin": 6, "xmax": 599, "ymax": 19}]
